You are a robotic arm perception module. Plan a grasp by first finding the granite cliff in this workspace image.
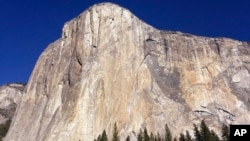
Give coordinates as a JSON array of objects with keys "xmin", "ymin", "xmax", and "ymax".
[{"xmin": 4, "ymin": 3, "xmax": 250, "ymax": 141}]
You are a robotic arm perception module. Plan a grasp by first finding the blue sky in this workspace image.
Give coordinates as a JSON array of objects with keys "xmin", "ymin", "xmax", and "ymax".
[{"xmin": 0, "ymin": 0, "xmax": 250, "ymax": 85}]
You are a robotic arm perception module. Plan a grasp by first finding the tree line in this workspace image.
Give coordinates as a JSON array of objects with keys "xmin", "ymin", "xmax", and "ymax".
[{"xmin": 94, "ymin": 120, "xmax": 230, "ymax": 141}]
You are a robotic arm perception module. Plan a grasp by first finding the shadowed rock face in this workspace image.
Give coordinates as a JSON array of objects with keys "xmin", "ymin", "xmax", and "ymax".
[{"xmin": 5, "ymin": 3, "xmax": 250, "ymax": 141}]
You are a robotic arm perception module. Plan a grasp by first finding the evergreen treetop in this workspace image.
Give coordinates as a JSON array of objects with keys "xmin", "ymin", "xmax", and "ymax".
[
  {"xmin": 137, "ymin": 129, "xmax": 143, "ymax": 141},
  {"xmin": 101, "ymin": 130, "xmax": 108, "ymax": 141},
  {"xmin": 200, "ymin": 120, "xmax": 211, "ymax": 141},
  {"xmin": 210, "ymin": 130, "xmax": 220, "ymax": 141},
  {"xmin": 193, "ymin": 124, "xmax": 201, "ymax": 141},
  {"xmin": 221, "ymin": 124, "xmax": 230, "ymax": 141},
  {"xmin": 112, "ymin": 123, "xmax": 120, "ymax": 141},
  {"xmin": 185, "ymin": 130, "xmax": 192, "ymax": 141},
  {"xmin": 93, "ymin": 119, "xmax": 225, "ymax": 141},
  {"xmin": 165, "ymin": 124, "xmax": 172, "ymax": 141},
  {"xmin": 179, "ymin": 133, "xmax": 185, "ymax": 141},
  {"xmin": 144, "ymin": 128, "xmax": 150, "ymax": 141}
]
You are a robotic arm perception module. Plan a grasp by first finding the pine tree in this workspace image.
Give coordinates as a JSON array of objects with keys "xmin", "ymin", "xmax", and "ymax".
[
  {"xmin": 144, "ymin": 128, "xmax": 150, "ymax": 141},
  {"xmin": 185, "ymin": 130, "xmax": 192, "ymax": 141},
  {"xmin": 150, "ymin": 132, "xmax": 155, "ymax": 141},
  {"xmin": 153, "ymin": 135, "xmax": 157, "ymax": 141},
  {"xmin": 101, "ymin": 130, "xmax": 108, "ymax": 141},
  {"xmin": 126, "ymin": 135, "xmax": 130, "ymax": 141},
  {"xmin": 97, "ymin": 135, "xmax": 101, "ymax": 141},
  {"xmin": 179, "ymin": 133, "xmax": 186, "ymax": 141},
  {"xmin": 157, "ymin": 132, "xmax": 162, "ymax": 141},
  {"xmin": 112, "ymin": 123, "xmax": 120, "ymax": 141},
  {"xmin": 200, "ymin": 120, "xmax": 211, "ymax": 141},
  {"xmin": 210, "ymin": 130, "xmax": 220, "ymax": 141},
  {"xmin": 165, "ymin": 124, "xmax": 172, "ymax": 141},
  {"xmin": 193, "ymin": 124, "xmax": 201, "ymax": 141},
  {"xmin": 221, "ymin": 124, "xmax": 230, "ymax": 141},
  {"xmin": 138, "ymin": 129, "xmax": 143, "ymax": 141}
]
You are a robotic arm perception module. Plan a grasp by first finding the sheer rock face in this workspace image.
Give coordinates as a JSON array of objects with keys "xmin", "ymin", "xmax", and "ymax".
[
  {"xmin": 0, "ymin": 84, "xmax": 24, "ymax": 124},
  {"xmin": 5, "ymin": 3, "xmax": 250, "ymax": 141}
]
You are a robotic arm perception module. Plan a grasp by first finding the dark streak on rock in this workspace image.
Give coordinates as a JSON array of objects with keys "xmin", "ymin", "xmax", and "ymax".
[
  {"xmin": 193, "ymin": 110, "xmax": 214, "ymax": 116},
  {"xmin": 163, "ymin": 39, "xmax": 168, "ymax": 56},
  {"xmin": 143, "ymin": 33, "xmax": 189, "ymax": 107},
  {"xmin": 217, "ymin": 107, "xmax": 235, "ymax": 117},
  {"xmin": 208, "ymin": 39, "xmax": 222, "ymax": 57}
]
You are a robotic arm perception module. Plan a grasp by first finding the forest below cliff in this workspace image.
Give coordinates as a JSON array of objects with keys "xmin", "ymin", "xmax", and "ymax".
[
  {"xmin": 0, "ymin": 118, "xmax": 230, "ymax": 141},
  {"xmin": 94, "ymin": 120, "xmax": 230, "ymax": 141}
]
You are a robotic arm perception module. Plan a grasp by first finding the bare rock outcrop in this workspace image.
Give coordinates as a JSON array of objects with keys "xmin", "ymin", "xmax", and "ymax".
[
  {"xmin": 5, "ymin": 3, "xmax": 250, "ymax": 141},
  {"xmin": 0, "ymin": 83, "xmax": 24, "ymax": 124}
]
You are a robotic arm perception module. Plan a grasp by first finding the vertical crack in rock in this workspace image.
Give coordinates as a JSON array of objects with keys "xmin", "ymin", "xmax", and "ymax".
[
  {"xmin": 215, "ymin": 41, "xmax": 221, "ymax": 56},
  {"xmin": 209, "ymin": 39, "xmax": 222, "ymax": 57},
  {"xmin": 163, "ymin": 39, "xmax": 169, "ymax": 57},
  {"xmin": 89, "ymin": 8, "xmax": 100, "ymax": 48}
]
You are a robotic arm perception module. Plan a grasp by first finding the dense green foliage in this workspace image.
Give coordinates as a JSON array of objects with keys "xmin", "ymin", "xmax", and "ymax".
[
  {"xmin": 200, "ymin": 120, "xmax": 211, "ymax": 141},
  {"xmin": 185, "ymin": 131, "xmax": 192, "ymax": 141},
  {"xmin": 0, "ymin": 120, "xmax": 11, "ymax": 141},
  {"xmin": 94, "ymin": 120, "xmax": 230, "ymax": 141},
  {"xmin": 143, "ymin": 128, "xmax": 150, "ymax": 141},
  {"xmin": 195, "ymin": 120, "xmax": 221, "ymax": 141},
  {"xmin": 179, "ymin": 133, "xmax": 185, "ymax": 141},
  {"xmin": 210, "ymin": 130, "xmax": 220, "ymax": 141},
  {"xmin": 221, "ymin": 124, "xmax": 230, "ymax": 141},
  {"xmin": 95, "ymin": 130, "xmax": 108, "ymax": 141},
  {"xmin": 137, "ymin": 129, "xmax": 143, "ymax": 141},
  {"xmin": 194, "ymin": 124, "xmax": 201, "ymax": 141},
  {"xmin": 165, "ymin": 124, "xmax": 172, "ymax": 141}
]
